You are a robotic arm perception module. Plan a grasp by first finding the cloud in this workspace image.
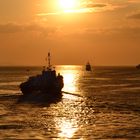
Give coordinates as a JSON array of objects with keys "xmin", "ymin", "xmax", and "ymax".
[
  {"xmin": 1, "ymin": 22, "xmax": 140, "ymax": 41},
  {"xmin": 0, "ymin": 22, "xmax": 57, "ymax": 35},
  {"xmin": 62, "ymin": 26, "xmax": 140, "ymax": 40},
  {"xmin": 82, "ymin": 3, "xmax": 107, "ymax": 8},
  {"xmin": 0, "ymin": 23, "xmax": 23, "ymax": 33},
  {"xmin": 128, "ymin": 0, "xmax": 140, "ymax": 3},
  {"xmin": 37, "ymin": 1, "xmax": 118, "ymax": 16},
  {"xmin": 37, "ymin": 3, "xmax": 112, "ymax": 16},
  {"xmin": 127, "ymin": 12, "xmax": 140, "ymax": 19},
  {"xmin": 37, "ymin": 12, "xmax": 60, "ymax": 16}
]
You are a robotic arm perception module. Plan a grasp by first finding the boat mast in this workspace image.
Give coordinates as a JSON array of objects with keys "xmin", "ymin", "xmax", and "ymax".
[{"xmin": 48, "ymin": 52, "xmax": 51, "ymax": 68}]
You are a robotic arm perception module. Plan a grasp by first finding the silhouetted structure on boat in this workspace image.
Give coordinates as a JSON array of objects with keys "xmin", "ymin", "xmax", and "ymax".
[
  {"xmin": 85, "ymin": 62, "xmax": 92, "ymax": 71},
  {"xmin": 136, "ymin": 64, "xmax": 140, "ymax": 69},
  {"xmin": 19, "ymin": 52, "xmax": 64, "ymax": 99}
]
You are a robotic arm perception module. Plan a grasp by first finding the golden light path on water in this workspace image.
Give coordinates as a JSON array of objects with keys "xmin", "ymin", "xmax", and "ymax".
[
  {"xmin": 54, "ymin": 65, "xmax": 82, "ymax": 138},
  {"xmin": 57, "ymin": 65, "xmax": 81, "ymax": 94},
  {"xmin": 57, "ymin": 118, "xmax": 78, "ymax": 138},
  {"xmin": 63, "ymin": 72, "xmax": 77, "ymax": 93}
]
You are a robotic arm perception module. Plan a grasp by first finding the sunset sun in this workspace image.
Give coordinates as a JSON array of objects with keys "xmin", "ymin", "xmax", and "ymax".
[{"xmin": 59, "ymin": 0, "xmax": 78, "ymax": 10}]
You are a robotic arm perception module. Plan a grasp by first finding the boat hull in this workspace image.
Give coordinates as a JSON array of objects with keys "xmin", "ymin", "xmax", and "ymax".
[
  {"xmin": 136, "ymin": 64, "xmax": 140, "ymax": 69},
  {"xmin": 18, "ymin": 91, "xmax": 62, "ymax": 103},
  {"xmin": 86, "ymin": 65, "xmax": 91, "ymax": 71},
  {"xmin": 20, "ymin": 81, "xmax": 63, "ymax": 96}
]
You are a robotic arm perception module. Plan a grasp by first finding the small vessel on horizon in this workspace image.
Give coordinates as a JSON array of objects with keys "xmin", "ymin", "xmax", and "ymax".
[
  {"xmin": 19, "ymin": 52, "xmax": 64, "ymax": 100},
  {"xmin": 136, "ymin": 64, "xmax": 140, "ymax": 69},
  {"xmin": 85, "ymin": 62, "xmax": 92, "ymax": 71}
]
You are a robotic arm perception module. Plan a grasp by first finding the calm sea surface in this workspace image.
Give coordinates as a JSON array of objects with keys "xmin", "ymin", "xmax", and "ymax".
[{"xmin": 0, "ymin": 65, "xmax": 140, "ymax": 139}]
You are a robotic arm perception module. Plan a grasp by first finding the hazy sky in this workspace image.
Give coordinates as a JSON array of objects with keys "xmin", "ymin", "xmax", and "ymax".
[{"xmin": 0, "ymin": 0, "xmax": 140, "ymax": 66}]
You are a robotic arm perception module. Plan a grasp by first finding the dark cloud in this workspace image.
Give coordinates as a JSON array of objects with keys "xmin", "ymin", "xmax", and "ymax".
[
  {"xmin": 128, "ymin": 13, "xmax": 140, "ymax": 19},
  {"xmin": 128, "ymin": 0, "xmax": 140, "ymax": 4},
  {"xmin": 66, "ymin": 26, "xmax": 140, "ymax": 39},
  {"xmin": 86, "ymin": 3, "xmax": 107, "ymax": 8},
  {"xmin": 0, "ymin": 22, "xmax": 57, "ymax": 35},
  {"xmin": 0, "ymin": 23, "xmax": 23, "ymax": 33}
]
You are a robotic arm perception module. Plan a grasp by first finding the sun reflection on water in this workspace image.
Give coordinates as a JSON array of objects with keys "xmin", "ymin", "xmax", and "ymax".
[
  {"xmin": 57, "ymin": 119, "xmax": 78, "ymax": 138},
  {"xmin": 56, "ymin": 65, "xmax": 81, "ymax": 94},
  {"xmin": 63, "ymin": 72, "xmax": 77, "ymax": 93},
  {"xmin": 53, "ymin": 66, "xmax": 82, "ymax": 138}
]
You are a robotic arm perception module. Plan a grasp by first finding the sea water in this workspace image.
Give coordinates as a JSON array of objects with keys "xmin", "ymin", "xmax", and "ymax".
[{"xmin": 0, "ymin": 65, "xmax": 140, "ymax": 139}]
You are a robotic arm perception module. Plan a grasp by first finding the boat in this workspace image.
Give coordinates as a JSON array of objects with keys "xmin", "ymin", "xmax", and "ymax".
[
  {"xmin": 136, "ymin": 64, "xmax": 140, "ymax": 69},
  {"xmin": 19, "ymin": 52, "xmax": 64, "ymax": 99},
  {"xmin": 85, "ymin": 62, "xmax": 92, "ymax": 71}
]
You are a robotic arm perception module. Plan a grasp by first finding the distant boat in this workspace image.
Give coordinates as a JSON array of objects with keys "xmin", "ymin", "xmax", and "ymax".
[
  {"xmin": 136, "ymin": 64, "xmax": 140, "ymax": 69},
  {"xmin": 85, "ymin": 62, "xmax": 92, "ymax": 71}
]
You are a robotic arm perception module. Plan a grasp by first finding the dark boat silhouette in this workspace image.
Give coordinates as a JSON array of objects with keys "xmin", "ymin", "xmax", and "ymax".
[
  {"xmin": 85, "ymin": 62, "xmax": 92, "ymax": 71},
  {"xmin": 136, "ymin": 64, "xmax": 140, "ymax": 69},
  {"xmin": 19, "ymin": 52, "xmax": 64, "ymax": 100}
]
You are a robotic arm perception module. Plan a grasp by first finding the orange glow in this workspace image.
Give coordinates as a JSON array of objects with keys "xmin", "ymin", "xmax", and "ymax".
[{"xmin": 0, "ymin": 1, "xmax": 140, "ymax": 66}]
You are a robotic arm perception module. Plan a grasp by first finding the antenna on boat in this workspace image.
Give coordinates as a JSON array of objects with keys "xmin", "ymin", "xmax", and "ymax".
[{"xmin": 48, "ymin": 52, "xmax": 51, "ymax": 69}]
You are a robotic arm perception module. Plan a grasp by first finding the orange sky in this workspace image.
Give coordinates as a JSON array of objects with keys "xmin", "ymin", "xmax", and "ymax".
[{"xmin": 0, "ymin": 0, "xmax": 140, "ymax": 66}]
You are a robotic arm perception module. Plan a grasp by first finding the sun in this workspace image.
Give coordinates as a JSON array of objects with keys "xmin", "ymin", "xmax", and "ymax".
[{"xmin": 59, "ymin": 0, "xmax": 77, "ymax": 10}]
